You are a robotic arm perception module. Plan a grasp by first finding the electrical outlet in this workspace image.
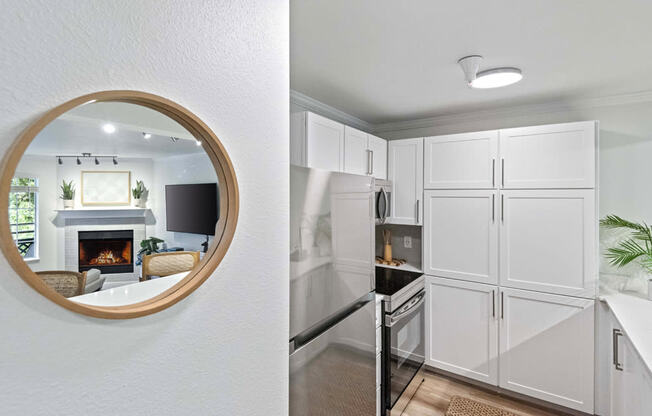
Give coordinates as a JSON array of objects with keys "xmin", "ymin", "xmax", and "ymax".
[{"xmin": 403, "ymin": 236, "xmax": 412, "ymax": 249}]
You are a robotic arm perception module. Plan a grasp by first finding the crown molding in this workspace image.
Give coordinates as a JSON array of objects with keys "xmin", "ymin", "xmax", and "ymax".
[
  {"xmin": 290, "ymin": 89, "xmax": 374, "ymax": 132},
  {"xmin": 373, "ymin": 90, "xmax": 652, "ymax": 133}
]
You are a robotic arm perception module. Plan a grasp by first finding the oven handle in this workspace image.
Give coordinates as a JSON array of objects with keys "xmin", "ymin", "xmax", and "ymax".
[{"xmin": 386, "ymin": 291, "xmax": 425, "ymax": 327}]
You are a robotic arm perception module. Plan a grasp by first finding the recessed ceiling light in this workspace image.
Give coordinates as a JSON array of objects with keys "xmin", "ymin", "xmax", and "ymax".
[
  {"xmin": 102, "ymin": 123, "xmax": 116, "ymax": 134},
  {"xmin": 142, "ymin": 132, "xmax": 152, "ymax": 139},
  {"xmin": 195, "ymin": 140, "xmax": 202, "ymax": 147},
  {"xmin": 458, "ymin": 55, "xmax": 523, "ymax": 89},
  {"xmin": 471, "ymin": 68, "xmax": 522, "ymax": 89}
]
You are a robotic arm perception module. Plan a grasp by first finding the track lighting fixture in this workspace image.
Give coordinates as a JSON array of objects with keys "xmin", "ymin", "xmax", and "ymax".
[{"xmin": 56, "ymin": 154, "xmax": 118, "ymax": 165}]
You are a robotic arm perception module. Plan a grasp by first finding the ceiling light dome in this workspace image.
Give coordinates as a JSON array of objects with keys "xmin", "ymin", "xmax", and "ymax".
[
  {"xmin": 458, "ymin": 55, "xmax": 523, "ymax": 89},
  {"xmin": 471, "ymin": 67, "xmax": 522, "ymax": 89}
]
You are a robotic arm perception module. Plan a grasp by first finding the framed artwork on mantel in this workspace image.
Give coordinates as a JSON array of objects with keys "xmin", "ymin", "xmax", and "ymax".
[{"xmin": 81, "ymin": 171, "xmax": 131, "ymax": 206}]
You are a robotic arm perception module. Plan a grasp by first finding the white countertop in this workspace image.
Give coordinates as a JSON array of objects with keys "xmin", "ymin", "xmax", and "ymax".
[
  {"xmin": 600, "ymin": 291, "xmax": 652, "ymax": 376},
  {"xmin": 70, "ymin": 272, "xmax": 189, "ymax": 306}
]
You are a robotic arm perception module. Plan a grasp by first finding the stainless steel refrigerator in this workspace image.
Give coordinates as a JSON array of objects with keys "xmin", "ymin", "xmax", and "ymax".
[{"xmin": 289, "ymin": 165, "xmax": 376, "ymax": 416}]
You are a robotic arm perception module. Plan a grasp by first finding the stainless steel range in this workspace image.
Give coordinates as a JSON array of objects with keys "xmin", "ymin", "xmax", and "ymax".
[{"xmin": 376, "ymin": 267, "xmax": 426, "ymax": 416}]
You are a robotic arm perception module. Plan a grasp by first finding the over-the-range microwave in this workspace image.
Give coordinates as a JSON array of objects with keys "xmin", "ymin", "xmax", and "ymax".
[{"xmin": 375, "ymin": 179, "xmax": 391, "ymax": 224}]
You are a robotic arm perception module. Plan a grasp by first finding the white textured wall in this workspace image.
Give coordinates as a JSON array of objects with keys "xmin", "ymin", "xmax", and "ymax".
[{"xmin": 0, "ymin": 1, "xmax": 289, "ymax": 415}]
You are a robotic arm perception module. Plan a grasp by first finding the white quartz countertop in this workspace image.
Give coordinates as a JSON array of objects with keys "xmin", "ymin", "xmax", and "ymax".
[
  {"xmin": 600, "ymin": 291, "xmax": 652, "ymax": 376},
  {"xmin": 70, "ymin": 272, "xmax": 189, "ymax": 307}
]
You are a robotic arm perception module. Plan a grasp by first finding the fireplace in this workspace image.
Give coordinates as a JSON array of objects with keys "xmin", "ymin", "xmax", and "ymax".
[{"xmin": 78, "ymin": 230, "xmax": 134, "ymax": 274}]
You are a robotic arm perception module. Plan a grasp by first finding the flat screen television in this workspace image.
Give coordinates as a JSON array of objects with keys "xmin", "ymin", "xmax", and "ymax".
[{"xmin": 165, "ymin": 183, "xmax": 219, "ymax": 235}]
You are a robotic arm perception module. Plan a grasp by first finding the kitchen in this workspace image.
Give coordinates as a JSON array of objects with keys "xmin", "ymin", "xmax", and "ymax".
[{"xmin": 288, "ymin": 2, "xmax": 652, "ymax": 415}]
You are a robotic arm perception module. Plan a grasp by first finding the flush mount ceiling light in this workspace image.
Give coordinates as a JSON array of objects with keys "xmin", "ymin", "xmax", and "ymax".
[
  {"xmin": 142, "ymin": 132, "xmax": 151, "ymax": 139},
  {"xmin": 458, "ymin": 55, "xmax": 522, "ymax": 89},
  {"xmin": 102, "ymin": 123, "xmax": 116, "ymax": 134}
]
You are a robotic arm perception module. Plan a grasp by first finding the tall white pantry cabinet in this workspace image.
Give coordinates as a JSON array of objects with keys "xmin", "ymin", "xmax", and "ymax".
[{"xmin": 422, "ymin": 121, "xmax": 597, "ymax": 414}]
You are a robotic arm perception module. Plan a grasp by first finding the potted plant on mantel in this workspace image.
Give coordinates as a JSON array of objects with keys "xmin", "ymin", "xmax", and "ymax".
[
  {"xmin": 601, "ymin": 215, "xmax": 652, "ymax": 299},
  {"xmin": 60, "ymin": 180, "xmax": 75, "ymax": 209},
  {"xmin": 132, "ymin": 180, "xmax": 147, "ymax": 208}
]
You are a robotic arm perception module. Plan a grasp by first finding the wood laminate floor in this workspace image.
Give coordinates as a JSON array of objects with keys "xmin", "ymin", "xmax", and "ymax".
[{"xmin": 400, "ymin": 370, "xmax": 569, "ymax": 416}]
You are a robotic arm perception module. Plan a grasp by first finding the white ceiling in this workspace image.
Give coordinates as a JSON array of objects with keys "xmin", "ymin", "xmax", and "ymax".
[
  {"xmin": 26, "ymin": 102, "xmax": 205, "ymax": 158},
  {"xmin": 291, "ymin": 0, "xmax": 652, "ymax": 124}
]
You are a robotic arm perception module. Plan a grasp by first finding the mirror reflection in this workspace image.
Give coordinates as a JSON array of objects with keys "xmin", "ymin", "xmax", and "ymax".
[{"xmin": 10, "ymin": 101, "xmax": 219, "ymax": 306}]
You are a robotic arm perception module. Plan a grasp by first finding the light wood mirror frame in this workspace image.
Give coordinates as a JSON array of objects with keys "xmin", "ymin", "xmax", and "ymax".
[{"xmin": 0, "ymin": 90, "xmax": 239, "ymax": 319}]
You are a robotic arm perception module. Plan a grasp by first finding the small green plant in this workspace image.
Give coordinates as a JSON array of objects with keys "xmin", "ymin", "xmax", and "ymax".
[
  {"xmin": 60, "ymin": 180, "xmax": 75, "ymax": 200},
  {"xmin": 600, "ymin": 215, "xmax": 652, "ymax": 272},
  {"xmin": 132, "ymin": 180, "xmax": 147, "ymax": 199},
  {"xmin": 138, "ymin": 237, "xmax": 164, "ymax": 256}
]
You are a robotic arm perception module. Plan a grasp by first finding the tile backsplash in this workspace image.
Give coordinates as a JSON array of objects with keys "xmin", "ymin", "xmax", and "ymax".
[{"xmin": 375, "ymin": 224, "xmax": 422, "ymax": 268}]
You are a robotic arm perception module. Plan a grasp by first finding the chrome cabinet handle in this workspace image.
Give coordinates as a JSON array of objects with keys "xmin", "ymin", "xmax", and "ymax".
[
  {"xmin": 501, "ymin": 194, "xmax": 504, "ymax": 222},
  {"xmin": 416, "ymin": 199, "xmax": 420, "ymax": 224},
  {"xmin": 366, "ymin": 150, "xmax": 372, "ymax": 175},
  {"xmin": 492, "ymin": 194, "xmax": 495, "ymax": 222},
  {"xmin": 501, "ymin": 158, "xmax": 505, "ymax": 187},
  {"xmin": 613, "ymin": 328, "xmax": 624, "ymax": 371},
  {"xmin": 501, "ymin": 291, "xmax": 504, "ymax": 319},
  {"xmin": 492, "ymin": 290, "xmax": 495, "ymax": 318},
  {"xmin": 492, "ymin": 158, "xmax": 495, "ymax": 187},
  {"xmin": 370, "ymin": 150, "xmax": 374, "ymax": 175}
]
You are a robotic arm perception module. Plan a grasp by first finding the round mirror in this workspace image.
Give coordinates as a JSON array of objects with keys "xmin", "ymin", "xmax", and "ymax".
[{"xmin": 0, "ymin": 91, "xmax": 238, "ymax": 318}]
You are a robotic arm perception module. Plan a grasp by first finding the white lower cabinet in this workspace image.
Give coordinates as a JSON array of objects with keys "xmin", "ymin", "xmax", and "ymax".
[
  {"xmin": 425, "ymin": 278, "xmax": 595, "ymax": 413},
  {"xmin": 600, "ymin": 307, "xmax": 652, "ymax": 416},
  {"xmin": 499, "ymin": 288, "xmax": 594, "ymax": 413},
  {"xmin": 425, "ymin": 276, "xmax": 498, "ymax": 384}
]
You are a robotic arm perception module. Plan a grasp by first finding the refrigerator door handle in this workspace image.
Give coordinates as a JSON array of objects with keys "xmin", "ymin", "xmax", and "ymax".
[{"xmin": 291, "ymin": 292, "xmax": 373, "ymax": 352}]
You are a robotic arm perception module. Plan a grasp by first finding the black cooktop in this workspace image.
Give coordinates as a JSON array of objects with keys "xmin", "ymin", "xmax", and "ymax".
[{"xmin": 375, "ymin": 267, "xmax": 424, "ymax": 297}]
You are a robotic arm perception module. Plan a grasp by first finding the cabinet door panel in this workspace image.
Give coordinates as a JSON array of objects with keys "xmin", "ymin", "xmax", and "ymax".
[
  {"xmin": 611, "ymin": 321, "xmax": 652, "ymax": 416},
  {"xmin": 499, "ymin": 121, "xmax": 596, "ymax": 189},
  {"xmin": 344, "ymin": 126, "xmax": 369, "ymax": 176},
  {"xmin": 424, "ymin": 190, "xmax": 497, "ymax": 284},
  {"xmin": 424, "ymin": 131, "xmax": 498, "ymax": 189},
  {"xmin": 426, "ymin": 277, "xmax": 498, "ymax": 385},
  {"xmin": 499, "ymin": 189, "xmax": 596, "ymax": 298},
  {"xmin": 368, "ymin": 134, "xmax": 387, "ymax": 180},
  {"xmin": 388, "ymin": 138, "xmax": 423, "ymax": 225},
  {"xmin": 499, "ymin": 288, "xmax": 594, "ymax": 413},
  {"xmin": 306, "ymin": 112, "xmax": 344, "ymax": 172}
]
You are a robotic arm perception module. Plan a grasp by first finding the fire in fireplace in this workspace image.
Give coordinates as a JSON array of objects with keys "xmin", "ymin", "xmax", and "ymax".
[{"xmin": 78, "ymin": 230, "xmax": 134, "ymax": 274}]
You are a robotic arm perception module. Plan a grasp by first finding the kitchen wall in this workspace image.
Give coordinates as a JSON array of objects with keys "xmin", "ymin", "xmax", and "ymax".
[{"xmin": 0, "ymin": 1, "xmax": 289, "ymax": 415}]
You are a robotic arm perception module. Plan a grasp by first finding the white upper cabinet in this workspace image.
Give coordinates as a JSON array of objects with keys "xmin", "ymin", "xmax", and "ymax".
[
  {"xmin": 423, "ymin": 190, "xmax": 498, "ymax": 284},
  {"xmin": 290, "ymin": 112, "xmax": 344, "ymax": 171},
  {"xmin": 291, "ymin": 112, "xmax": 387, "ymax": 178},
  {"xmin": 368, "ymin": 134, "xmax": 387, "ymax": 180},
  {"xmin": 499, "ymin": 189, "xmax": 596, "ymax": 298},
  {"xmin": 306, "ymin": 112, "xmax": 345, "ymax": 172},
  {"xmin": 426, "ymin": 276, "xmax": 498, "ymax": 385},
  {"xmin": 499, "ymin": 288, "xmax": 595, "ymax": 413},
  {"xmin": 499, "ymin": 121, "xmax": 596, "ymax": 189},
  {"xmin": 388, "ymin": 138, "xmax": 423, "ymax": 225},
  {"xmin": 424, "ymin": 131, "xmax": 498, "ymax": 189},
  {"xmin": 344, "ymin": 126, "xmax": 370, "ymax": 176}
]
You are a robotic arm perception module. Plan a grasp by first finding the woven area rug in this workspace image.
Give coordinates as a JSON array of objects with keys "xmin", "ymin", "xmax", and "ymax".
[{"xmin": 445, "ymin": 395, "xmax": 519, "ymax": 416}]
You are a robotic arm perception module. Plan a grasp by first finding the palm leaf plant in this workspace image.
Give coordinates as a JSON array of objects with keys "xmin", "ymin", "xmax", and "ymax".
[
  {"xmin": 138, "ymin": 236, "xmax": 164, "ymax": 256},
  {"xmin": 600, "ymin": 215, "xmax": 652, "ymax": 273},
  {"xmin": 59, "ymin": 180, "xmax": 75, "ymax": 200}
]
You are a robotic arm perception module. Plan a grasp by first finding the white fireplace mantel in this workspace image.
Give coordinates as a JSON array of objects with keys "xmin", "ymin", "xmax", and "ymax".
[{"xmin": 54, "ymin": 207, "xmax": 151, "ymax": 220}]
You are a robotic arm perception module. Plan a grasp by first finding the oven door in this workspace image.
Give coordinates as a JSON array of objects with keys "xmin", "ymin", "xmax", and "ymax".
[
  {"xmin": 383, "ymin": 290, "xmax": 425, "ymax": 410},
  {"xmin": 375, "ymin": 188, "xmax": 391, "ymax": 224}
]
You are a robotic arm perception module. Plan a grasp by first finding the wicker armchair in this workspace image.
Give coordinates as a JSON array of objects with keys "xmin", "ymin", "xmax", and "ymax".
[
  {"xmin": 141, "ymin": 251, "xmax": 200, "ymax": 281},
  {"xmin": 36, "ymin": 271, "xmax": 87, "ymax": 298}
]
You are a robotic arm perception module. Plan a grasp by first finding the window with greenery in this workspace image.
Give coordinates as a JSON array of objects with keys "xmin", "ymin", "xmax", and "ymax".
[{"xmin": 9, "ymin": 176, "xmax": 38, "ymax": 259}]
